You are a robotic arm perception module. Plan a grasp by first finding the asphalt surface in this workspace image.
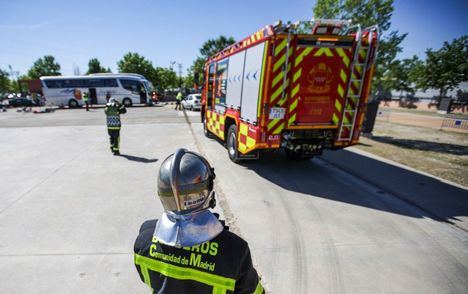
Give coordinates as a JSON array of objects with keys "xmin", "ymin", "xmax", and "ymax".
[{"xmin": 0, "ymin": 106, "xmax": 467, "ymax": 293}]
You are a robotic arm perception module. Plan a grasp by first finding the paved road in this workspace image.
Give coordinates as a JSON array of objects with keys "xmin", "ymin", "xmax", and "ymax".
[{"xmin": 0, "ymin": 106, "xmax": 467, "ymax": 293}]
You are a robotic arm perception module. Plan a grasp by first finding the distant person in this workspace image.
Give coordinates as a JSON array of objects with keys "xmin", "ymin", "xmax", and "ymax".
[
  {"xmin": 140, "ymin": 85, "xmax": 147, "ymax": 104},
  {"xmin": 134, "ymin": 148, "xmax": 264, "ymax": 294},
  {"xmin": 83, "ymin": 91, "xmax": 90, "ymax": 111},
  {"xmin": 104, "ymin": 93, "xmax": 126, "ymax": 155},
  {"xmin": 151, "ymin": 91, "xmax": 159, "ymax": 104},
  {"xmin": 175, "ymin": 91, "xmax": 183, "ymax": 111},
  {"xmin": 1, "ymin": 98, "xmax": 8, "ymax": 112}
]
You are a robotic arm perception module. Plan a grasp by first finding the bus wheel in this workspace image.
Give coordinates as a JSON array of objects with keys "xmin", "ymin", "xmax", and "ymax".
[
  {"xmin": 123, "ymin": 98, "xmax": 132, "ymax": 107},
  {"xmin": 203, "ymin": 117, "xmax": 214, "ymax": 138},
  {"xmin": 68, "ymin": 99, "xmax": 78, "ymax": 108},
  {"xmin": 227, "ymin": 124, "xmax": 240, "ymax": 163}
]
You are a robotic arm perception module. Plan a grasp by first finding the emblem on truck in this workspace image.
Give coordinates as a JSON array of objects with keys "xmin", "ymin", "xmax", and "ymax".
[{"xmin": 307, "ymin": 63, "xmax": 333, "ymax": 94}]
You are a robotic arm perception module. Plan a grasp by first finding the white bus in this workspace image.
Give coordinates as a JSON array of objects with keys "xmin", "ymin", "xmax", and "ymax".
[{"xmin": 40, "ymin": 73, "xmax": 153, "ymax": 107}]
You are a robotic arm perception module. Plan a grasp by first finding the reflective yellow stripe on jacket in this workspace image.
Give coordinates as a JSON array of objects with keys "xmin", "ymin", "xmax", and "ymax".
[{"xmin": 134, "ymin": 254, "xmax": 236, "ymax": 293}]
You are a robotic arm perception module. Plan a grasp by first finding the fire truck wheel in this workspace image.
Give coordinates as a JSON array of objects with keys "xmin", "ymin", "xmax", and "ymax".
[
  {"xmin": 227, "ymin": 124, "xmax": 240, "ymax": 163},
  {"xmin": 203, "ymin": 117, "xmax": 214, "ymax": 138}
]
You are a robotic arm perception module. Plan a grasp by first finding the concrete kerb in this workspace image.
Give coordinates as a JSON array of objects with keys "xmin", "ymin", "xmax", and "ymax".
[{"xmin": 347, "ymin": 147, "xmax": 468, "ymax": 190}]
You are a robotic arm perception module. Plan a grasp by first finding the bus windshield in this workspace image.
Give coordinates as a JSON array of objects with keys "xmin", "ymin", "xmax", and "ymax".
[{"xmin": 144, "ymin": 81, "xmax": 153, "ymax": 92}]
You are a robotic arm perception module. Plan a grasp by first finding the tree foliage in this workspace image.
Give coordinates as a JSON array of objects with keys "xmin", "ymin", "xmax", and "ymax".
[
  {"xmin": 418, "ymin": 36, "xmax": 467, "ymax": 97},
  {"xmin": 27, "ymin": 55, "xmax": 61, "ymax": 79},
  {"xmin": 154, "ymin": 67, "xmax": 179, "ymax": 92},
  {"xmin": 0, "ymin": 69, "xmax": 11, "ymax": 92},
  {"xmin": 313, "ymin": 0, "xmax": 406, "ymax": 93},
  {"xmin": 191, "ymin": 35, "xmax": 235, "ymax": 86},
  {"xmin": 384, "ymin": 56, "xmax": 422, "ymax": 97},
  {"xmin": 199, "ymin": 36, "xmax": 236, "ymax": 58},
  {"xmin": 313, "ymin": 0, "xmax": 341, "ymax": 19},
  {"xmin": 86, "ymin": 58, "xmax": 111, "ymax": 74},
  {"xmin": 116, "ymin": 52, "xmax": 185, "ymax": 91},
  {"xmin": 117, "ymin": 52, "xmax": 156, "ymax": 81}
]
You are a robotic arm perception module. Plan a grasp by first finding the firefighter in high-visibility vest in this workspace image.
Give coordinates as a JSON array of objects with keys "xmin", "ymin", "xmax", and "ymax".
[
  {"xmin": 104, "ymin": 94, "xmax": 126, "ymax": 155},
  {"xmin": 134, "ymin": 148, "xmax": 264, "ymax": 294},
  {"xmin": 83, "ymin": 91, "xmax": 90, "ymax": 111},
  {"xmin": 175, "ymin": 91, "xmax": 183, "ymax": 110}
]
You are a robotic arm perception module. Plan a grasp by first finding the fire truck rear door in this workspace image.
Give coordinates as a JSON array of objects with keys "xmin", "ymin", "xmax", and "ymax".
[{"xmin": 288, "ymin": 37, "xmax": 354, "ymax": 127}]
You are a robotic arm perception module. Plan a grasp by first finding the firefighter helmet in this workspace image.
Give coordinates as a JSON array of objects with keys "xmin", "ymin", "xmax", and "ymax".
[{"xmin": 154, "ymin": 148, "xmax": 223, "ymax": 247}]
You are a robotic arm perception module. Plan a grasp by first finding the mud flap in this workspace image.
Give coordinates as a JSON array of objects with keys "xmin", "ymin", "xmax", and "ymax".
[{"xmin": 239, "ymin": 150, "xmax": 259, "ymax": 160}]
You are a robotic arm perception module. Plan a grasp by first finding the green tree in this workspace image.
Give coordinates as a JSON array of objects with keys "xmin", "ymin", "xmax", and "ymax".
[
  {"xmin": 418, "ymin": 36, "xmax": 468, "ymax": 97},
  {"xmin": 191, "ymin": 35, "xmax": 235, "ymax": 86},
  {"xmin": 384, "ymin": 56, "xmax": 423, "ymax": 98},
  {"xmin": 184, "ymin": 68, "xmax": 196, "ymax": 89},
  {"xmin": 27, "ymin": 55, "xmax": 61, "ymax": 78},
  {"xmin": 314, "ymin": 0, "xmax": 342, "ymax": 19},
  {"xmin": 313, "ymin": 0, "xmax": 407, "ymax": 94},
  {"xmin": 0, "ymin": 69, "xmax": 11, "ymax": 92},
  {"xmin": 153, "ymin": 66, "xmax": 178, "ymax": 92},
  {"xmin": 117, "ymin": 52, "xmax": 156, "ymax": 82},
  {"xmin": 86, "ymin": 58, "xmax": 111, "ymax": 74}
]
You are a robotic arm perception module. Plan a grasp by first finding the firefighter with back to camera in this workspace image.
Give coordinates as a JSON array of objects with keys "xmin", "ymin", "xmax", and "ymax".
[
  {"xmin": 104, "ymin": 93, "xmax": 126, "ymax": 155},
  {"xmin": 134, "ymin": 148, "xmax": 264, "ymax": 293}
]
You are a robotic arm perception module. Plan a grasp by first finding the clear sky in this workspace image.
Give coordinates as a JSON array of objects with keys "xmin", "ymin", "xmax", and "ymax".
[{"xmin": 0, "ymin": 0, "xmax": 467, "ymax": 77}]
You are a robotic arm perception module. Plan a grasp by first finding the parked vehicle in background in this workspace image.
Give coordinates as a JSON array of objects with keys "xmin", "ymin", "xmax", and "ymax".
[
  {"xmin": 8, "ymin": 97, "xmax": 34, "ymax": 107},
  {"xmin": 40, "ymin": 73, "xmax": 154, "ymax": 108},
  {"xmin": 182, "ymin": 94, "xmax": 201, "ymax": 111}
]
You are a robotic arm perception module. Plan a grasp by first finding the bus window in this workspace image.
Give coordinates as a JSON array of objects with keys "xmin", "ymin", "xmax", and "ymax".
[
  {"xmin": 64, "ymin": 79, "xmax": 84, "ymax": 88},
  {"xmin": 207, "ymin": 63, "xmax": 215, "ymax": 110},
  {"xmin": 120, "ymin": 79, "xmax": 140, "ymax": 94},
  {"xmin": 44, "ymin": 80, "xmax": 62, "ymax": 88},
  {"xmin": 87, "ymin": 79, "xmax": 106, "ymax": 88},
  {"xmin": 104, "ymin": 79, "xmax": 118, "ymax": 87}
]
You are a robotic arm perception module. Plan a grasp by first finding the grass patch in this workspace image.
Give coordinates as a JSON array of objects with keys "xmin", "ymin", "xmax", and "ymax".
[
  {"xmin": 386, "ymin": 107, "xmax": 468, "ymax": 119},
  {"xmin": 356, "ymin": 121, "xmax": 468, "ymax": 187}
]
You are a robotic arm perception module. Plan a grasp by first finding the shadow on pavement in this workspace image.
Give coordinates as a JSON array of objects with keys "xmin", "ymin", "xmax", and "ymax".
[
  {"xmin": 118, "ymin": 154, "xmax": 158, "ymax": 163},
  {"xmin": 244, "ymin": 149, "xmax": 468, "ymax": 229},
  {"xmin": 370, "ymin": 136, "xmax": 468, "ymax": 155}
]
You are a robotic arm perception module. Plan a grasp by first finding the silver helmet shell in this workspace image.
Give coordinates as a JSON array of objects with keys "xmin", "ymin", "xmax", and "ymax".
[{"xmin": 154, "ymin": 148, "xmax": 223, "ymax": 247}]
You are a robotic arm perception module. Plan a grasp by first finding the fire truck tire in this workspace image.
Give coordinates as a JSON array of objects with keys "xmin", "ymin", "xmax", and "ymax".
[
  {"xmin": 227, "ymin": 124, "xmax": 240, "ymax": 163},
  {"xmin": 203, "ymin": 117, "xmax": 214, "ymax": 138}
]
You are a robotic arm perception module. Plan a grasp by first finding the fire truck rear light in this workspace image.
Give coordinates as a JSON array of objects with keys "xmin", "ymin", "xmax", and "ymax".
[{"xmin": 317, "ymin": 37, "xmax": 339, "ymax": 42}]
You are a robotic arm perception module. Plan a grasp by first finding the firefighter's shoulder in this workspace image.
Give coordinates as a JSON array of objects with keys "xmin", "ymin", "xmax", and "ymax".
[
  {"xmin": 134, "ymin": 219, "xmax": 158, "ymax": 253},
  {"xmin": 215, "ymin": 228, "xmax": 249, "ymax": 252}
]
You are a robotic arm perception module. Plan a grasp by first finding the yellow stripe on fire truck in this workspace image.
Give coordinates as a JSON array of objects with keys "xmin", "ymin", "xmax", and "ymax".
[
  {"xmin": 206, "ymin": 110, "xmax": 225, "ymax": 139},
  {"xmin": 238, "ymin": 122, "xmax": 257, "ymax": 154},
  {"xmin": 267, "ymin": 37, "xmax": 294, "ymax": 134}
]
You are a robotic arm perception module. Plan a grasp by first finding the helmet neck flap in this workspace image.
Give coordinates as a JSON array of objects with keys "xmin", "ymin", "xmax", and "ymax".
[{"xmin": 154, "ymin": 209, "xmax": 223, "ymax": 247}]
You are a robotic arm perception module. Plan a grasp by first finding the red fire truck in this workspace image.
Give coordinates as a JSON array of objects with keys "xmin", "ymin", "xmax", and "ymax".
[{"xmin": 201, "ymin": 20, "xmax": 378, "ymax": 162}]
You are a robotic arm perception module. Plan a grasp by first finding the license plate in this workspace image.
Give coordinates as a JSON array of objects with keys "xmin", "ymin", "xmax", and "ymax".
[{"xmin": 269, "ymin": 107, "xmax": 285, "ymax": 119}]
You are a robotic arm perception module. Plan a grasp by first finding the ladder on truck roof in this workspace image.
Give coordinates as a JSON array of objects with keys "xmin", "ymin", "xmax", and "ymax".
[{"xmin": 337, "ymin": 26, "xmax": 377, "ymax": 141}]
